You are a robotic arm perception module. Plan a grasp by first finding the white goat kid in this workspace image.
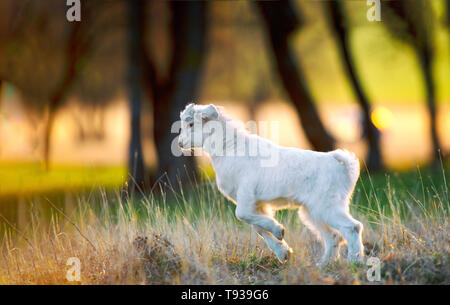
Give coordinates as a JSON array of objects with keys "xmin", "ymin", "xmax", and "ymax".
[{"xmin": 178, "ymin": 103, "xmax": 364, "ymax": 265}]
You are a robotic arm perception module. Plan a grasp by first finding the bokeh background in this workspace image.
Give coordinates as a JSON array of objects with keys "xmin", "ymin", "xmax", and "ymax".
[
  {"xmin": 0, "ymin": 0, "xmax": 448, "ymax": 196},
  {"xmin": 0, "ymin": 0, "xmax": 449, "ymax": 285}
]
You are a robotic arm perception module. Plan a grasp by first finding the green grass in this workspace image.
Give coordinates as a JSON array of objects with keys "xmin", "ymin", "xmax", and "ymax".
[
  {"xmin": 0, "ymin": 163, "xmax": 448, "ymax": 284},
  {"xmin": 0, "ymin": 161, "xmax": 447, "ymax": 217}
]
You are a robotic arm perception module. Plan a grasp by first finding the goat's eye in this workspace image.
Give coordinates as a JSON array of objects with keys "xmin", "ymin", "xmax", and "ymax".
[{"xmin": 188, "ymin": 122, "xmax": 194, "ymax": 128}]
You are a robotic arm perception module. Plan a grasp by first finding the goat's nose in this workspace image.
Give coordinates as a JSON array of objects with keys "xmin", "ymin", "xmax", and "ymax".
[{"xmin": 178, "ymin": 138, "xmax": 183, "ymax": 148}]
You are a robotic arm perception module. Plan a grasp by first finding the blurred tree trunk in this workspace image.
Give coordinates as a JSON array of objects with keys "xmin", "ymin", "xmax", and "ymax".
[
  {"xmin": 446, "ymin": 0, "xmax": 450, "ymax": 28},
  {"xmin": 126, "ymin": 0, "xmax": 146, "ymax": 192},
  {"xmin": 248, "ymin": 99, "xmax": 259, "ymax": 122},
  {"xmin": 382, "ymin": 0, "xmax": 443, "ymax": 164},
  {"xmin": 249, "ymin": 81, "xmax": 269, "ymax": 121},
  {"xmin": 0, "ymin": 80, "xmax": 2, "ymax": 156},
  {"xmin": 325, "ymin": 1, "xmax": 383, "ymax": 170},
  {"xmin": 417, "ymin": 45, "xmax": 441, "ymax": 162},
  {"xmin": 42, "ymin": 2, "xmax": 94, "ymax": 170},
  {"xmin": 255, "ymin": 1, "xmax": 335, "ymax": 152},
  {"xmin": 142, "ymin": 1, "xmax": 208, "ymax": 190},
  {"xmin": 43, "ymin": 21, "xmax": 82, "ymax": 170}
]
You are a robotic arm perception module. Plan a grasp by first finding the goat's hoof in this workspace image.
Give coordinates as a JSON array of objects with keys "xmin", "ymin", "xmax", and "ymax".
[
  {"xmin": 275, "ymin": 225, "xmax": 285, "ymax": 240},
  {"xmin": 276, "ymin": 247, "xmax": 293, "ymax": 263},
  {"xmin": 276, "ymin": 239, "xmax": 293, "ymax": 263}
]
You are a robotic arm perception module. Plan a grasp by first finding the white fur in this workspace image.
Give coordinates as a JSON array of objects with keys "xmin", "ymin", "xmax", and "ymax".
[{"xmin": 179, "ymin": 103, "xmax": 364, "ymax": 264}]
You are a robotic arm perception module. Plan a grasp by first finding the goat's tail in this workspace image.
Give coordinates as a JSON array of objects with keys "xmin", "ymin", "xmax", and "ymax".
[{"xmin": 330, "ymin": 149, "xmax": 360, "ymax": 193}]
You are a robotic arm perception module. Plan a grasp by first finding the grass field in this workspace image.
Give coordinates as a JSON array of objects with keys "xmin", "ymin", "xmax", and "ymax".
[{"xmin": 0, "ymin": 163, "xmax": 448, "ymax": 284}]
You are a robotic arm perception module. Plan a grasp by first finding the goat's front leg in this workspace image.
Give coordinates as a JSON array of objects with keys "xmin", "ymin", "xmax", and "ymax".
[
  {"xmin": 235, "ymin": 192, "xmax": 285, "ymax": 240},
  {"xmin": 253, "ymin": 225, "xmax": 292, "ymax": 263}
]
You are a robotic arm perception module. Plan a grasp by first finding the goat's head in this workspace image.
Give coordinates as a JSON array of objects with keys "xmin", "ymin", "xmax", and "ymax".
[{"xmin": 178, "ymin": 103, "xmax": 219, "ymax": 150}]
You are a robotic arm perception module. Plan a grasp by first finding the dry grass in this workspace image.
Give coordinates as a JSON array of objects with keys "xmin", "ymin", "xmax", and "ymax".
[{"xmin": 0, "ymin": 168, "xmax": 448, "ymax": 285}]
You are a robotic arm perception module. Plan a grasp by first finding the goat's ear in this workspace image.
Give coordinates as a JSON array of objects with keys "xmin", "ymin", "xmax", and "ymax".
[
  {"xmin": 202, "ymin": 104, "xmax": 219, "ymax": 121},
  {"xmin": 184, "ymin": 103, "xmax": 195, "ymax": 114},
  {"xmin": 181, "ymin": 103, "xmax": 195, "ymax": 119}
]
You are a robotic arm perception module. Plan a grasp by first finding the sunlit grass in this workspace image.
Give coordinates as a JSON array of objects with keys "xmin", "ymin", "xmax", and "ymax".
[{"xmin": 0, "ymin": 165, "xmax": 448, "ymax": 284}]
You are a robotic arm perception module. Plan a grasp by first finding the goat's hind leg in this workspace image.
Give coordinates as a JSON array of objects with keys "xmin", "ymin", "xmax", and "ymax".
[
  {"xmin": 318, "ymin": 224, "xmax": 343, "ymax": 266},
  {"xmin": 325, "ymin": 209, "xmax": 364, "ymax": 263},
  {"xmin": 298, "ymin": 206, "xmax": 341, "ymax": 266},
  {"xmin": 253, "ymin": 225, "xmax": 292, "ymax": 263}
]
